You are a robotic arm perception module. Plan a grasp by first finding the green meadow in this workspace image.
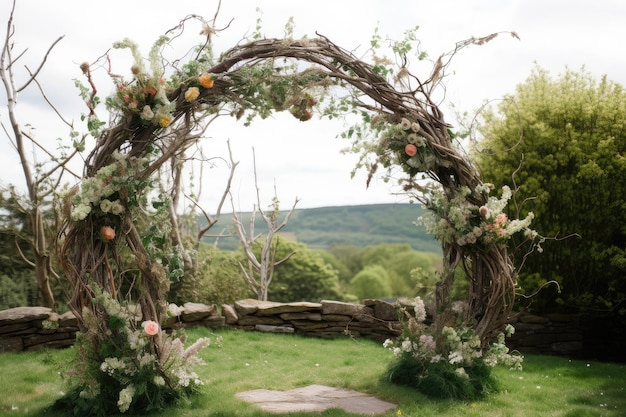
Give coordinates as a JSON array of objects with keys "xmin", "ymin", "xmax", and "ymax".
[{"xmin": 1, "ymin": 328, "xmax": 623, "ymax": 417}]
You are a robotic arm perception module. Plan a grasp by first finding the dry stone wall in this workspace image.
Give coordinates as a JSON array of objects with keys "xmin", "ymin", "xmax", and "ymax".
[
  {"xmin": 0, "ymin": 302, "xmax": 225, "ymax": 353},
  {"xmin": 0, "ymin": 300, "xmax": 585, "ymax": 359},
  {"xmin": 507, "ymin": 312, "xmax": 583, "ymax": 356},
  {"xmin": 224, "ymin": 299, "xmax": 402, "ymax": 342}
]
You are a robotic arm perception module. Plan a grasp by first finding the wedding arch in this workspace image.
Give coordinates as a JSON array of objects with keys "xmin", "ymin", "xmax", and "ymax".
[{"xmin": 57, "ymin": 15, "xmax": 530, "ymax": 413}]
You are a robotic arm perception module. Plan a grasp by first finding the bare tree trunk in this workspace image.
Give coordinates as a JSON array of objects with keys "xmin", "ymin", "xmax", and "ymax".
[
  {"xmin": 1, "ymin": 2, "xmax": 78, "ymax": 309},
  {"xmin": 33, "ymin": 209, "xmax": 55, "ymax": 309},
  {"xmin": 232, "ymin": 149, "xmax": 298, "ymax": 301}
]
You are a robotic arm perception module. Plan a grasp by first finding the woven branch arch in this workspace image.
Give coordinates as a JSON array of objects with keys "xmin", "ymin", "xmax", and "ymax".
[{"xmin": 60, "ymin": 34, "xmax": 515, "ymax": 349}]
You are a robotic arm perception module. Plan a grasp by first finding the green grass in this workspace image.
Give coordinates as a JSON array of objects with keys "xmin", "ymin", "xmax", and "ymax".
[{"xmin": 1, "ymin": 328, "xmax": 624, "ymax": 417}]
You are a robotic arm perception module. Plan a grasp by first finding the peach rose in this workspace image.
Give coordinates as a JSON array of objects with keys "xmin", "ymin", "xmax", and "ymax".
[
  {"xmin": 199, "ymin": 72, "xmax": 214, "ymax": 89},
  {"xmin": 142, "ymin": 320, "xmax": 160, "ymax": 336},
  {"xmin": 101, "ymin": 226, "xmax": 115, "ymax": 241},
  {"xmin": 405, "ymin": 143, "xmax": 418, "ymax": 157}
]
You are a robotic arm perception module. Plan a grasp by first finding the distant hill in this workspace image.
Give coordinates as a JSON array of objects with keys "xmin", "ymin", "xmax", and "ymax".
[{"xmin": 200, "ymin": 203, "xmax": 441, "ymax": 253}]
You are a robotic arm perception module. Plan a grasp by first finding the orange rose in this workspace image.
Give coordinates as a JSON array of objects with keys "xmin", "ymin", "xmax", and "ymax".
[
  {"xmin": 405, "ymin": 144, "xmax": 418, "ymax": 157},
  {"xmin": 199, "ymin": 73, "xmax": 214, "ymax": 89},
  {"xmin": 102, "ymin": 225, "xmax": 116, "ymax": 241}
]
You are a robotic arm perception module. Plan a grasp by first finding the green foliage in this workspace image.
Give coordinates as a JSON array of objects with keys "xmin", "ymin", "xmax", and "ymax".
[
  {"xmin": 258, "ymin": 237, "xmax": 342, "ymax": 302},
  {"xmin": 326, "ymin": 244, "xmax": 364, "ymax": 283},
  {"xmin": 0, "ymin": 181, "xmax": 62, "ymax": 309},
  {"xmin": 358, "ymin": 243, "xmax": 439, "ymax": 297},
  {"xmin": 385, "ymin": 355, "xmax": 496, "ymax": 400},
  {"xmin": 350, "ymin": 265, "xmax": 392, "ymax": 300},
  {"xmin": 476, "ymin": 66, "xmax": 626, "ymax": 315},
  {"xmin": 170, "ymin": 244, "xmax": 252, "ymax": 305},
  {"xmin": 0, "ymin": 272, "xmax": 33, "ymax": 309}
]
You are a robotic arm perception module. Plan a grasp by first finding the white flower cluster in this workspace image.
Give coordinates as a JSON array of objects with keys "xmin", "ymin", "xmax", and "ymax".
[
  {"xmin": 68, "ymin": 151, "xmax": 149, "ymax": 221},
  {"xmin": 117, "ymin": 385, "xmax": 136, "ymax": 413},
  {"xmin": 77, "ymin": 291, "xmax": 213, "ymax": 413},
  {"xmin": 417, "ymin": 184, "xmax": 535, "ymax": 248},
  {"xmin": 383, "ymin": 296, "xmax": 523, "ymax": 379}
]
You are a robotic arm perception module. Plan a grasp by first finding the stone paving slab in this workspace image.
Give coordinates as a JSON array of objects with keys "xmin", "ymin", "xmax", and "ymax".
[{"xmin": 236, "ymin": 384, "xmax": 397, "ymax": 415}]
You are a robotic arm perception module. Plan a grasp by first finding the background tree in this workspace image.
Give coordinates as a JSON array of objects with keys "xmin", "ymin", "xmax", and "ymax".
[
  {"xmin": 265, "ymin": 237, "xmax": 341, "ymax": 302},
  {"xmin": 350, "ymin": 265, "xmax": 393, "ymax": 300},
  {"xmin": 173, "ymin": 244, "xmax": 252, "ymax": 305},
  {"xmin": 327, "ymin": 244, "xmax": 364, "ymax": 283},
  {"xmin": 359, "ymin": 243, "xmax": 439, "ymax": 296},
  {"xmin": 231, "ymin": 149, "xmax": 299, "ymax": 301},
  {"xmin": 475, "ymin": 66, "xmax": 626, "ymax": 318},
  {"xmin": 164, "ymin": 140, "xmax": 239, "ymax": 304},
  {"xmin": 1, "ymin": 1, "xmax": 83, "ymax": 309}
]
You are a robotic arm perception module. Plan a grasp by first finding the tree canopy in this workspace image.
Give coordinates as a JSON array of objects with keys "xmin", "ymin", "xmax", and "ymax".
[{"xmin": 475, "ymin": 66, "xmax": 626, "ymax": 316}]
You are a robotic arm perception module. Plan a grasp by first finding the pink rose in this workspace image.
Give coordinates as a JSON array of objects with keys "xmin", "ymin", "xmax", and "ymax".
[
  {"xmin": 142, "ymin": 320, "xmax": 160, "ymax": 336},
  {"xmin": 479, "ymin": 206, "xmax": 489, "ymax": 217}
]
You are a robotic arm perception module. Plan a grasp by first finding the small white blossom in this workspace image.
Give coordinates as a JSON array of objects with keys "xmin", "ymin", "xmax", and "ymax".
[
  {"xmin": 400, "ymin": 117, "xmax": 412, "ymax": 130},
  {"xmin": 413, "ymin": 297, "xmax": 427, "ymax": 323},
  {"xmin": 140, "ymin": 105, "xmax": 154, "ymax": 121},
  {"xmin": 117, "ymin": 385, "xmax": 136, "ymax": 413},
  {"xmin": 401, "ymin": 339, "xmax": 413, "ymax": 353},
  {"xmin": 448, "ymin": 351, "xmax": 464, "ymax": 365}
]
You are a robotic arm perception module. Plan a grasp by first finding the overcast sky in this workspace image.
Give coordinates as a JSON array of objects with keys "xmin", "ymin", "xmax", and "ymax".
[{"xmin": 1, "ymin": 0, "xmax": 625, "ymax": 211}]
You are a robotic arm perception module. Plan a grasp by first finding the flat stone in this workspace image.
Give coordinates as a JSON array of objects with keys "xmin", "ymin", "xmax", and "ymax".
[
  {"xmin": 234, "ymin": 299, "xmax": 263, "ymax": 315},
  {"xmin": 364, "ymin": 299, "xmax": 399, "ymax": 321},
  {"xmin": 235, "ymin": 299, "xmax": 322, "ymax": 316},
  {"xmin": 0, "ymin": 335, "xmax": 23, "ymax": 352},
  {"xmin": 0, "ymin": 307, "xmax": 52, "ymax": 324},
  {"xmin": 280, "ymin": 312, "xmax": 322, "ymax": 321},
  {"xmin": 238, "ymin": 315, "xmax": 285, "ymax": 326},
  {"xmin": 321, "ymin": 300, "xmax": 373, "ymax": 317},
  {"xmin": 236, "ymin": 384, "xmax": 397, "ymax": 415},
  {"xmin": 58, "ymin": 311, "xmax": 78, "ymax": 327},
  {"xmin": 255, "ymin": 301, "xmax": 321, "ymax": 316},
  {"xmin": 222, "ymin": 304, "xmax": 238, "ymax": 324},
  {"xmin": 255, "ymin": 324, "xmax": 295, "ymax": 334},
  {"xmin": 181, "ymin": 302, "xmax": 217, "ymax": 322}
]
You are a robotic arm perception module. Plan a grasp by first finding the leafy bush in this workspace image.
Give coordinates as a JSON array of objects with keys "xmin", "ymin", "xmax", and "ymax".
[
  {"xmin": 476, "ymin": 66, "xmax": 626, "ymax": 315},
  {"xmin": 170, "ymin": 245, "xmax": 252, "ymax": 305},
  {"xmin": 265, "ymin": 237, "xmax": 342, "ymax": 302}
]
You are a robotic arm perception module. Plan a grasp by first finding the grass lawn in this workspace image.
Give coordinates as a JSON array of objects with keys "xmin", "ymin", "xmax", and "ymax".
[{"xmin": 0, "ymin": 327, "xmax": 624, "ymax": 417}]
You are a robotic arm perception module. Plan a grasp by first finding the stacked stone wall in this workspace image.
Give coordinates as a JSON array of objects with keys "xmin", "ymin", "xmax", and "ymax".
[{"xmin": 0, "ymin": 300, "xmax": 590, "ymax": 360}]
